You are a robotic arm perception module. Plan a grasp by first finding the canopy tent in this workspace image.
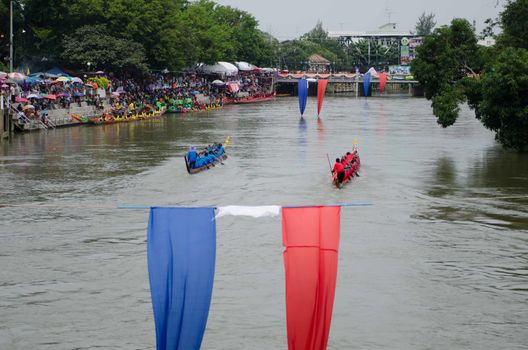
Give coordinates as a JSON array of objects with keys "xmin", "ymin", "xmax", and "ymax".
[
  {"xmin": 235, "ymin": 61, "xmax": 260, "ymax": 72},
  {"xmin": 260, "ymin": 68, "xmax": 276, "ymax": 73},
  {"xmin": 197, "ymin": 62, "xmax": 238, "ymax": 76},
  {"xmin": 46, "ymin": 67, "xmax": 70, "ymax": 77}
]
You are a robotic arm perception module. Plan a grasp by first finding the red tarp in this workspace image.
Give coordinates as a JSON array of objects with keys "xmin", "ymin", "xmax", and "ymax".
[{"xmin": 282, "ymin": 206, "xmax": 341, "ymax": 350}]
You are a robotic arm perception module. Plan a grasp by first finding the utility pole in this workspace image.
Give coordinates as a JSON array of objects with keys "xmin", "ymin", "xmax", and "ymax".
[{"xmin": 9, "ymin": 0, "xmax": 13, "ymax": 72}]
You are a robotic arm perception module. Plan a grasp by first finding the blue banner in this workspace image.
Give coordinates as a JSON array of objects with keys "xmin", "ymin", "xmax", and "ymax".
[
  {"xmin": 298, "ymin": 79, "xmax": 308, "ymax": 117},
  {"xmin": 147, "ymin": 207, "xmax": 216, "ymax": 350},
  {"xmin": 363, "ymin": 72, "xmax": 371, "ymax": 97}
]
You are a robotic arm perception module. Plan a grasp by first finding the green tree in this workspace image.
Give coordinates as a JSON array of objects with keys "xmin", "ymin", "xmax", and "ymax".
[
  {"xmin": 415, "ymin": 12, "xmax": 436, "ymax": 35},
  {"xmin": 412, "ymin": 0, "xmax": 528, "ymax": 151},
  {"xmin": 480, "ymin": 48, "xmax": 528, "ymax": 150},
  {"xmin": 496, "ymin": 0, "xmax": 528, "ymax": 49},
  {"xmin": 62, "ymin": 25, "xmax": 149, "ymax": 76},
  {"xmin": 412, "ymin": 19, "xmax": 480, "ymax": 103}
]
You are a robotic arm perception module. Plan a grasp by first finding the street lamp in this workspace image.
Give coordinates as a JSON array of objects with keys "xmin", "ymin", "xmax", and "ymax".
[{"xmin": 9, "ymin": 0, "xmax": 13, "ymax": 72}]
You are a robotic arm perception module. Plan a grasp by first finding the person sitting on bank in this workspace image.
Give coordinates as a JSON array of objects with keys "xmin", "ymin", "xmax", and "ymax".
[
  {"xmin": 187, "ymin": 146, "xmax": 197, "ymax": 169},
  {"xmin": 332, "ymin": 158, "xmax": 345, "ymax": 184}
]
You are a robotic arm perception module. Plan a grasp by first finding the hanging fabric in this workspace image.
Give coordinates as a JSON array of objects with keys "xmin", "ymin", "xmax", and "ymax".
[
  {"xmin": 363, "ymin": 72, "xmax": 371, "ymax": 97},
  {"xmin": 282, "ymin": 206, "xmax": 341, "ymax": 350},
  {"xmin": 298, "ymin": 79, "xmax": 309, "ymax": 117},
  {"xmin": 317, "ymin": 79, "xmax": 328, "ymax": 118},
  {"xmin": 147, "ymin": 207, "xmax": 216, "ymax": 350},
  {"xmin": 379, "ymin": 72, "xmax": 387, "ymax": 94}
]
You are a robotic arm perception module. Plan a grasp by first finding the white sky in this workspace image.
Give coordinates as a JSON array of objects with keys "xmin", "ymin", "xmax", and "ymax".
[{"xmin": 213, "ymin": 0, "xmax": 504, "ymax": 40}]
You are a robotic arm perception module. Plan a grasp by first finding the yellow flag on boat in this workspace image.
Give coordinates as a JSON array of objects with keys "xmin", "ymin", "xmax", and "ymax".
[{"xmin": 225, "ymin": 136, "xmax": 230, "ymax": 148}]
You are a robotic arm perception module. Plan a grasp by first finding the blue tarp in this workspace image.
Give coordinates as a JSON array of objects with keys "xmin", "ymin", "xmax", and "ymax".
[
  {"xmin": 147, "ymin": 207, "xmax": 216, "ymax": 350},
  {"xmin": 298, "ymin": 79, "xmax": 308, "ymax": 117}
]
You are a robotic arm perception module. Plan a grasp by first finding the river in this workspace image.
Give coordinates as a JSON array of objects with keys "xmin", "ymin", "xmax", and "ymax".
[{"xmin": 1, "ymin": 97, "xmax": 527, "ymax": 349}]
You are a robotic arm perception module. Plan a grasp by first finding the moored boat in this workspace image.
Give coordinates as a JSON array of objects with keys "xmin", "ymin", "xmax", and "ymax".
[
  {"xmin": 230, "ymin": 93, "xmax": 275, "ymax": 104},
  {"xmin": 87, "ymin": 108, "xmax": 165, "ymax": 125}
]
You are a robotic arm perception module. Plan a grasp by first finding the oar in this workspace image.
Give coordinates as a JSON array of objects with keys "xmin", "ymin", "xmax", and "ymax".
[
  {"xmin": 326, "ymin": 153, "xmax": 332, "ymax": 173},
  {"xmin": 352, "ymin": 138, "xmax": 360, "ymax": 176}
]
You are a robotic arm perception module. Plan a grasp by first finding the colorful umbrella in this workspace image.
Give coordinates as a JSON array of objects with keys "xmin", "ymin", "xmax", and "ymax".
[
  {"xmin": 8, "ymin": 72, "xmax": 27, "ymax": 81},
  {"xmin": 15, "ymin": 97, "xmax": 28, "ymax": 103},
  {"xmin": 0, "ymin": 72, "xmax": 7, "ymax": 79},
  {"xmin": 56, "ymin": 76, "xmax": 71, "ymax": 82},
  {"xmin": 44, "ymin": 94, "xmax": 57, "ymax": 100},
  {"xmin": 71, "ymin": 77, "xmax": 83, "ymax": 83}
]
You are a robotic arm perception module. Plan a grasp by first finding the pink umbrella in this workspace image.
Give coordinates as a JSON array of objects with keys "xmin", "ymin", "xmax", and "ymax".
[
  {"xmin": 1, "ymin": 84, "xmax": 8, "ymax": 88},
  {"xmin": 8, "ymin": 72, "xmax": 27, "ymax": 81},
  {"xmin": 15, "ymin": 97, "xmax": 28, "ymax": 103},
  {"xmin": 44, "ymin": 94, "xmax": 57, "ymax": 100}
]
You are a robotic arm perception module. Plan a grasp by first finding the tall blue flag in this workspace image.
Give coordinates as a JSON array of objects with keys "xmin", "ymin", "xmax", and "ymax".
[
  {"xmin": 147, "ymin": 207, "xmax": 216, "ymax": 350},
  {"xmin": 363, "ymin": 72, "xmax": 371, "ymax": 97},
  {"xmin": 298, "ymin": 78, "xmax": 308, "ymax": 117}
]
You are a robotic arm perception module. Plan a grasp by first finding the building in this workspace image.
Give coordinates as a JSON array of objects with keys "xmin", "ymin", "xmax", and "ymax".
[
  {"xmin": 308, "ymin": 54, "xmax": 331, "ymax": 73},
  {"xmin": 328, "ymin": 23, "xmax": 421, "ymax": 68}
]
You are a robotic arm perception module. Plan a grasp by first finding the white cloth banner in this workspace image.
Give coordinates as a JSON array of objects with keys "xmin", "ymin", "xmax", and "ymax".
[{"xmin": 215, "ymin": 206, "xmax": 281, "ymax": 219}]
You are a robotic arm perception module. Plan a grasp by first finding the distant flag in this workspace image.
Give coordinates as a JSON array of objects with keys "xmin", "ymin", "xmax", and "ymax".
[
  {"xmin": 225, "ymin": 136, "xmax": 230, "ymax": 148},
  {"xmin": 147, "ymin": 207, "xmax": 216, "ymax": 350},
  {"xmin": 282, "ymin": 206, "xmax": 341, "ymax": 350},
  {"xmin": 298, "ymin": 79, "xmax": 308, "ymax": 117},
  {"xmin": 317, "ymin": 79, "xmax": 328, "ymax": 118}
]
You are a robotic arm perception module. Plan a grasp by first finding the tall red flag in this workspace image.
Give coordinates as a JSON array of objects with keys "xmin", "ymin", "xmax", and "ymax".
[
  {"xmin": 282, "ymin": 206, "xmax": 341, "ymax": 350},
  {"xmin": 379, "ymin": 72, "xmax": 387, "ymax": 94},
  {"xmin": 317, "ymin": 79, "xmax": 328, "ymax": 118}
]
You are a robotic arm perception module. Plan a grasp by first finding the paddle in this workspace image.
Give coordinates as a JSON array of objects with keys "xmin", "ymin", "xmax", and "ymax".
[
  {"xmin": 326, "ymin": 153, "xmax": 333, "ymax": 173},
  {"xmin": 352, "ymin": 138, "xmax": 360, "ymax": 177}
]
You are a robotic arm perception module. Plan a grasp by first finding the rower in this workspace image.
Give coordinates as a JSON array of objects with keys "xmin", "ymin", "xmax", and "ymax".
[
  {"xmin": 187, "ymin": 146, "xmax": 197, "ymax": 169},
  {"xmin": 332, "ymin": 158, "xmax": 345, "ymax": 184}
]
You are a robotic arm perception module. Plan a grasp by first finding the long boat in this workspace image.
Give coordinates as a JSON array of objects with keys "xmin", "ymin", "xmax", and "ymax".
[
  {"xmin": 184, "ymin": 153, "xmax": 228, "ymax": 174},
  {"xmin": 229, "ymin": 93, "xmax": 275, "ymax": 104},
  {"xmin": 332, "ymin": 151, "xmax": 361, "ymax": 188},
  {"xmin": 87, "ymin": 108, "xmax": 165, "ymax": 125}
]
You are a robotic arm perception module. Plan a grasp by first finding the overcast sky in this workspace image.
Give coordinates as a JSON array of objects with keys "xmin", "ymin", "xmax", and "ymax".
[{"xmin": 213, "ymin": 0, "xmax": 504, "ymax": 40}]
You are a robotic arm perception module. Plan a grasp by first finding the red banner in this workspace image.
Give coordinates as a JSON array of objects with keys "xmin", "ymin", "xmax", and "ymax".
[
  {"xmin": 282, "ymin": 206, "xmax": 341, "ymax": 350},
  {"xmin": 317, "ymin": 79, "xmax": 328, "ymax": 117}
]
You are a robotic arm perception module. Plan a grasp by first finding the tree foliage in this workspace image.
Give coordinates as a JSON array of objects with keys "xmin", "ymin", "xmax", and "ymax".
[
  {"xmin": 415, "ymin": 12, "xmax": 436, "ymax": 35},
  {"xmin": 412, "ymin": 19, "xmax": 480, "ymax": 101},
  {"xmin": 62, "ymin": 25, "xmax": 149, "ymax": 76},
  {"xmin": 497, "ymin": 0, "xmax": 528, "ymax": 49},
  {"xmin": 412, "ymin": 0, "xmax": 528, "ymax": 151},
  {"xmin": 480, "ymin": 48, "xmax": 528, "ymax": 150}
]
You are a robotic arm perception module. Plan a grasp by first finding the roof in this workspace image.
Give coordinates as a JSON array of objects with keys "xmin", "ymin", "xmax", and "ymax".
[{"xmin": 308, "ymin": 54, "xmax": 330, "ymax": 64}]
